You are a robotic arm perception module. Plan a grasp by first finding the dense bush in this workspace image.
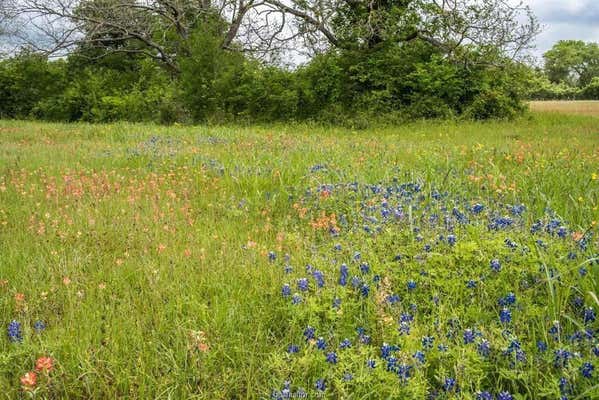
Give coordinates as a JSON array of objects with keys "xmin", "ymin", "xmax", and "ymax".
[{"xmin": 0, "ymin": 39, "xmax": 531, "ymax": 124}]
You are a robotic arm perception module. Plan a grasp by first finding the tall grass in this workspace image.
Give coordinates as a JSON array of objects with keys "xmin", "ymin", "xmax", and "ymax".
[{"xmin": 0, "ymin": 114, "xmax": 597, "ymax": 398}]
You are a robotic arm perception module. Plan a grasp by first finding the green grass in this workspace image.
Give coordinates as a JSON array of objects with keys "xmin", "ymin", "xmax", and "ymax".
[{"xmin": 0, "ymin": 115, "xmax": 598, "ymax": 399}]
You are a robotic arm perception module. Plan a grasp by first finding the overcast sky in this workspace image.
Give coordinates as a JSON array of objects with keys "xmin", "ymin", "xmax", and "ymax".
[{"xmin": 527, "ymin": 0, "xmax": 599, "ymax": 59}]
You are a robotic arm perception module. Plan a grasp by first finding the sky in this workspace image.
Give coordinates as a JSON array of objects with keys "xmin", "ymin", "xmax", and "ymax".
[{"xmin": 527, "ymin": 0, "xmax": 599, "ymax": 59}]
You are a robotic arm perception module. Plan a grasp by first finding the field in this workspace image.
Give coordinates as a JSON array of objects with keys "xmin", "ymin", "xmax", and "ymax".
[
  {"xmin": 529, "ymin": 101, "xmax": 599, "ymax": 117},
  {"xmin": 0, "ymin": 114, "xmax": 598, "ymax": 399}
]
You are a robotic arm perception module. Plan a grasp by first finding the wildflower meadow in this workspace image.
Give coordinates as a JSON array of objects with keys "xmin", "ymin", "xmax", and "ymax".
[{"xmin": 0, "ymin": 114, "xmax": 598, "ymax": 399}]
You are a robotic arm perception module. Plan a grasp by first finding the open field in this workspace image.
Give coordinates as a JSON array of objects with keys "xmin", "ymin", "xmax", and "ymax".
[
  {"xmin": 529, "ymin": 101, "xmax": 599, "ymax": 117},
  {"xmin": 0, "ymin": 115, "xmax": 598, "ymax": 399}
]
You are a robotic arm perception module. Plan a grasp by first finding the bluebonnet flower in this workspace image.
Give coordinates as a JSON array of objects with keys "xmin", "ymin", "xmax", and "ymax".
[
  {"xmin": 309, "ymin": 270, "xmax": 324, "ymax": 289},
  {"xmin": 339, "ymin": 264, "xmax": 349, "ymax": 286},
  {"xmin": 413, "ymin": 350, "xmax": 425, "ymax": 364},
  {"xmin": 351, "ymin": 276, "xmax": 362, "ymax": 288},
  {"xmin": 359, "ymin": 334, "xmax": 371, "ymax": 344},
  {"xmin": 343, "ymin": 372, "xmax": 353, "ymax": 381},
  {"xmin": 490, "ymin": 259, "xmax": 501, "ymax": 272},
  {"xmin": 334, "ymin": 244, "xmax": 342, "ymax": 251},
  {"xmin": 360, "ymin": 283, "xmax": 370, "ymax": 297},
  {"xmin": 559, "ymin": 377, "xmax": 570, "ymax": 395},
  {"xmin": 287, "ymin": 344, "xmax": 299, "ymax": 354},
  {"xmin": 593, "ymin": 345, "xmax": 599, "ymax": 357},
  {"xmin": 471, "ymin": 203, "xmax": 485, "ymax": 214},
  {"xmin": 292, "ymin": 294, "xmax": 302, "ymax": 304},
  {"xmin": 499, "ymin": 292, "xmax": 516, "ymax": 306},
  {"xmin": 584, "ymin": 307, "xmax": 596, "ymax": 324},
  {"xmin": 554, "ymin": 349, "xmax": 573, "ymax": 368},
  {"xmin": 537, "ymin": 340, "xmax": 547, "ymax": 352},
  {"xmin": 386, "ymin": 294, "xmax": 401, "ymax": 304},
  {"xmin": 33, "ymin": 320, "xmax": 46, "ymax": 333},
  {"xmin": 366, "ymin": 359, "xmax": 376, "ymax": 369},
  {"xmin": 386, "ymin": 357, "xmax": 398, "ymax": 372},
  {"xmin": 281, "ymin": 284, "xmax": 291, "ymax": 297},
  {"xmin": 504, "ymin": 238, "xmax": 518, "ymax": 249},
  {"xmin": 467, "ymin": 280, "xmax": 477, "ymax": 289},
  {"xmin": 422, "ymin": 336, "xmax": 434, "ymax": 349},
  {"xmin": 497, "ymin": 392, "xmax": 513, "ymax": 400},
  {"xmin": 478, "ymin": 340, "xmax": 491, "ymax": 357},
  {"xmin": 268, "ymin": 251, "xmax": 276, "ymax": 262},
  {"xmin": 476, "ymin": 392, "xmax": 493, "ymax": 400},
  {"xmin": 339, "ymin": 338, "xmax": 352, "ymax": 349},
  {"xmin": 297, "ymin": 278, "xmax": 309, "ymax": 291},
  {"xmin": 7, "ymin": 320, "xmax": 22, "ymax": 342},
  {"xmin": 397, "ymin": 364, "xmax": 412, "ymax": 382},
  {"xmin": 438, "ymin": 344, "xmax": 448, "ymax": 352},
  {"xmin": 284, "ymin": 264, "xmax": 293, "ymax": 274},
  {"xmin": 332, "ymin": 298, "xmax": 341, "ymax": 309},
  {"xmin": 353, "ymin": 252, "xmax": 361, "ymax": 261},
  {"xmin": 407, "ymin": 280, "xmax": 417, "ymax": 290},
  {"xmin": 500, "ymin": 308, "xmax": 512, "ymax": 324},
  {"xmin": 443, "ymin": 377, "xmax": 456, "ymax": 392},
  {"xmin": 464, "ymin": 329, "xmax": 475, "ymax": 344},
  {"xmin": 326, "ymin": 352, "xmax": 337, "ymax": 364},
  {"xmin": 581, "ymin": 362, "xmax": 594, "ymax": 378},
  {"xmin": 549, "ymin": 321, "xmax": 561, "ymax": 340},
  {"xmin": 315, "ymin": 379, "xmax": 326, "ymax": 391},
  {"xmin": 447, "ymin": 234, "xmax": 456, "ymax": 246},
  {"xmin": 303, "ymin": 326, "xmax": 315, "ymax": 341},
  {"xmin": 316, "ymin": 337, "xmax": 326, "ymax": 350},
  {"xmin": 489, "ymin": 216, "xmax": 514, "ymax": 230},
  {"xmin": 579, "ymin": 266, "xmax": 587, "ymax": 276},
  {"xmin": 360, "ymin": 262, "xmax": 370, "ymax": 274},
  {"xmin": 381, "ymin": 343, "xmax": 398, "ymax": 359}
]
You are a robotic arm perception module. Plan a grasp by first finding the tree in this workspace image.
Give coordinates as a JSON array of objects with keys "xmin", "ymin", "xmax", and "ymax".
[
  {"xmin": 544, "ymin": 40, "xmax": 599, "ymax": 87},
  {"xmin": 10, "ymin": 0, "xmax": 538, "ymax": 71}
]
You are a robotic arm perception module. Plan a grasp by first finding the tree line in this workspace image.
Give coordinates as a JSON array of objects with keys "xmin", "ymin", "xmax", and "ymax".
[{"xmin": 0, "ymin": 0, "xmax": 594, "ymax": 125}]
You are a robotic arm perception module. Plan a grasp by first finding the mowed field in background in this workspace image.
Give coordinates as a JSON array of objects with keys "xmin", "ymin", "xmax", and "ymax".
[
  {"xmin": 529, "ymin": 101, "xmax": 599, "ymax": 117},
  {"xmin": 0, "ymin": 115, "xmax": 598, "ymax": 399}
]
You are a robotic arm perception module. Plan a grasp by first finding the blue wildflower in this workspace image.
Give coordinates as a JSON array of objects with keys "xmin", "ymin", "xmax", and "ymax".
[
  {"xmin": 268, "ymin": 251, "xmax": 276, "ymax": 262},
  {"xmin": 478, "ymin": 340, "xmax": 491, "ymax": 357},
  {"xmin": 287, "ymin": 344, "xmax": 299, "ymax": 354},
  {"xmin": 537, "ymin": 341, "xmax": 548, "ymax": 352},
  {"xmin": 297, "ymin": 278, "xmax": 309, "ymax": 291},
  {"xmin": 281, "ymin": 284, "xmax": 291, "ymax": 297},
  {"xmin": 397, "ymin": 364, "xmax": 412, "ymax": 382},
  {"xmin": 326, "ymin": 352, "xmax": 337, "ymax": 364},
  {"xmin": 332, "ymin": 298, "xmax": 341, "ymax": 309},
  {"xmin": 464, "ymin": 329, "xmax": 475, "ymax": 344},
  {"xmin": 422, "ymin": 336, "xmax": 434, "ymax": 349},
  {"xmin": 581, "ymin": 362, "xmax": 594, "ymax": 378},
  {"xmin": 467, "ymin": 280, "xmax": 477, "ymax": 289},
  {"xmin": 315, "ymin": 379, "xmax": 326, "ymax": 391},
  {"xmin": 443, "ymin": 377, "xmax": 456, "ymax": 392},
  {"xmin": 490, "ymin": 259, "xmax": 501, "ymax": 272},
  {"xmin": 476, "ymin": 392, "xmax": 493, "ymax": 400},
  {"xmin": 366, "ymin": 359, "xmax": 376, "ymax": 369},
  {"xmin": 303, "ymin": 326, "xmax": 315, "ymax": 341},
  {"xmin": 7, "ymin": 320, "xmax": 22, "ymax": 342},
  {"xmin": 342, "ymin": 372, "xmax": 353, "ymax": 381},
  {"xmin": 500, "ymin": 308, "xmax": 512, "ymax": 324},
  {"xmin": 339, "ymin": 338, "xmax": 351, "ymax": 349},
  {"xmin": 497, "ymin": 392, "xmax": 513, "ymax": 400},
  {"xmin": 360, "ymin": 262, "xmax": 370, "ymax": 274},
  {"xmin": 407, "ymin": 280, "xmax": 417, "ymax": 290},
  {"xmin": 312, "ymin": 270, "xmax": 325, "ymax": 288},
  {"xmin": 291, "ymin": 294, "xmax": 302, "ymax": 304},
  {"xmin": 33, "ymin": 320, "xmax": 46, "ymax": 333},
  {"xmin": 413, "ymin": 350, "xmax": 425, "ymax": 364},
  {"xmin": 584, "ymin": 307, "xmax": 596, "ymax": 324},
  {"xmin": 316, "ymin": 337, "xmax": 326, "ymax": 350},
  {"xmin": 447, "ymin": 234, "xmax": 456, "ymax": 246},
  {"xmin": 339, "ymin": 264, "xmax": 349, "ymax": 286}
]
